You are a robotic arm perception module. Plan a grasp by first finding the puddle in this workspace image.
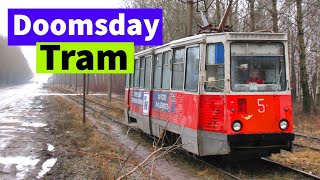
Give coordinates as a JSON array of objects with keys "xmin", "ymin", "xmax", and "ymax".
[
  {"xmin": 0, "ymin": 126, "xmax": 16, "ymax": 129},
  {"xmin": 0, "ymin": 136, "xmax": 14, "ymax": 150},
  {"xmin": 3, "ymin": 114, "xmax": 24, "ymax": 118},
  {"xmin": 24, "ymin": 115, "xmax": 38, "ymax": 118},
  {"xmin": 37, "ymin": 158, "xmax": 57, "ymax": 179},
  {"xmin": 22, "ymin": 122, "xmax": 47, "ymax": 127},
  {"xmin": 0, "ymin": 156, "xmax": 40, "ymax": 179},
  {"xmin": 0, "ymin": 133, "xmax": 15, "ymax": 137},
  {"xmin": 0, "ymin": 126, "xmax": 28, "ymax": 131},
  {"xmin": 0, "ymin": 122, "xmax": 23, "ymax": 126},
  {"xmin": 47, "ymin": 144, "xmax": 55, "ymax": 152}
]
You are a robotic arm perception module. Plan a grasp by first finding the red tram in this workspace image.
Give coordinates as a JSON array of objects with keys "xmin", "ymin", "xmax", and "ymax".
[{"xmin": 124, "ymin": 32, "xmax": 294, "ymax": 157}]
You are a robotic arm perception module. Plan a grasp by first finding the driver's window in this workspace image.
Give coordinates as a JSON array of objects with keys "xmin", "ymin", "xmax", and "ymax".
[{"xmin": 205, "ymin": 43, "xmax": 225, "ymax": 92}]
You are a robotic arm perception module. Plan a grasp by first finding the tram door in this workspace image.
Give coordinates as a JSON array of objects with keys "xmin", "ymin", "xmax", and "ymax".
[
  {"xmin": 125, "ymin": 74, "xmax": 131, "ymax": 109},
  {"xmin": 140, "ymin": 56, "xmax": 152, "ymax": 134}
]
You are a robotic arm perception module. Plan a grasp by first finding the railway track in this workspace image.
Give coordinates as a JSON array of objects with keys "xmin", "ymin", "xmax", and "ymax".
[
  {"xmin": 293, "ymin": 133, "xmax": 320, "ymax": 152},
  {"xmin": 52, "ymin": 87, "xmax": 320, "ymax": 179},
  {"xmin": 54, "ymin": 87, "xmax": 243, "ymax": 179},
  {"xmin": 188, "ymin": 155, "xmax": 242, "ymax": 180},
  {"xmin": 261, "ymin": 158, "xmax": 320, "ymax": 179},
  {"xmin": 54, "ymin": 87, "xmax": 123, "ymax": 111},
  {"xmin": 293, "ymin": 142, "xmax": 320, "ymax": 152},
  {"xmin": 295, "ymin": 133, "xmax": 320, "ymax": 141}
]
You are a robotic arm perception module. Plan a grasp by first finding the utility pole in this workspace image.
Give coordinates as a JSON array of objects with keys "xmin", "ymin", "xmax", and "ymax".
[
  {"xmin": 83, "ymin": 74, "xmax": 86, "ymax": 124},
  {"xmin": 108, "ymin": 74, "xmax": 112, "ymax": 102},
  {"xmin": 86, "ymin": 74, "xmax": 90, "ymax": 95},
  {"xmin": 186, "ymin": 0, "xmax": 193, "ymax": 36}
]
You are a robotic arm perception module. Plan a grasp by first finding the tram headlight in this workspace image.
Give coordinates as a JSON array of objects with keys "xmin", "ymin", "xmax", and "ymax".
[
  {"xmin": 232, "ymin": 121, "xmax": 242, "ymax": 132},
  {"xmin": 279, "ymin": 120, "xmax": 289, "ymax": 130}
]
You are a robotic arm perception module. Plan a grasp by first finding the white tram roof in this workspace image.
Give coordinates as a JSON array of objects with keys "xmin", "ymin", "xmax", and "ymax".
[{"xmin": 135, "ymin": 32, "xmax": 287, "ymax": 58}]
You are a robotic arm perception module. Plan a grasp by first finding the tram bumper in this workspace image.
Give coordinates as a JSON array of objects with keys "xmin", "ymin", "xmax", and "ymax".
[{"xmin": 227, "ymin": 133, "xmax": 295, "ymax": 152}]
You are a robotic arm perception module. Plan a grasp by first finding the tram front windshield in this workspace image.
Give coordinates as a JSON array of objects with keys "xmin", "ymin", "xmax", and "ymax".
[{"xmin": 230, "ymin": 42, "xmax": 286, "ymax": 92}]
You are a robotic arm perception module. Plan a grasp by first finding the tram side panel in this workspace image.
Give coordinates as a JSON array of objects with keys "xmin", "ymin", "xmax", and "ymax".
[
  {"xmin": 127, "ymin": 89, "xmax": 201, "ymax": 155},
  {"xmin": 128, "ymin": 89, "xmax": 153, "ymax": 134},
  {"xmin": 198, "ymin": 95, "xmax": 230, "ymax": 156}
]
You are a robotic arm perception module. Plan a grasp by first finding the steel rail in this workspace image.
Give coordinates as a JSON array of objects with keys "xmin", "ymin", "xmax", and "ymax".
[
  {"xmin": 85, "ymin": 98, "xmax": 123, "ymax": 112},
  {"xmin": 293, "ymin": 142, "xmax": 320, "ymax": 152},
  {"xmin": 295, "ymin": 133, "xmax": 320, "ymax": 141},
  {"xmin": 187, "ymin": 155, "xmax": 242, "ymax": 180},
  {"xmin": 261, "ymin": 158, "xmax": 320, "ymax": 179},
  {"xmin": 55, "ymin": 87, "xmax": 123, "ymax": 112}
]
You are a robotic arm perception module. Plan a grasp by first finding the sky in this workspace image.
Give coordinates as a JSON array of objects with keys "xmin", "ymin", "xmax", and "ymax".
[{"xmin": 0, "ymin": 0, "xmax": 124, "ymax": 83}]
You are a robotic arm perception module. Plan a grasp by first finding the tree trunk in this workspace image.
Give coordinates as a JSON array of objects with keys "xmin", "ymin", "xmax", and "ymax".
[
  {"xmin": 216, "ymin": 0, "xmax": 221, "ymax": 24},
  {"xmin": 186, "ymin": 0, "xmax": 193, "ymax": 36},
  {"xmin": 290, "ymin": 36, "xmax": 297, "ymax": 103},
  {"xmin": 296, "ymin": 0, "xmax": 311, "ymax": 114},
  {"xmin": 233, "ymin": 0, "xmax": 239, "ymax": 31},
  {"xmin": 272, "ymin": 0, "xmax": 278, "ymax": 32},
  {"xmin": 249, "ymin": 0, "xmax": 255, "ymax": 32}
]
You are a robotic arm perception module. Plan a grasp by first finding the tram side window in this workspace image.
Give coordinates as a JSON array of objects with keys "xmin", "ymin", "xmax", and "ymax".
[
  {"xmin": 185, "ymin": 46, "xmax": 200, "ymax": 91},
  {"xmin": 134, "ymin": 59, "xmax": 140, "ymax": 87},
  {"xmin": 139, "ymin": 57, "xmax": 145, "ymax": 88},
  {"xmin": 172, "ymin": 48, "xmax": 185, "ymax": 90},
  {"xmin": 162, "ymin": 51, "xmax": 172, "ymax": 90},
  {"xmin": 144, "ymin": 56, "xmax": 151, "ymax": 89},
  {"xmin": 205, "ymin": 43, "xmax": 225, "ymax": 92},
  {"xmin": 153, "ymin": 53, "xmax": 162, "ymax": 90}
]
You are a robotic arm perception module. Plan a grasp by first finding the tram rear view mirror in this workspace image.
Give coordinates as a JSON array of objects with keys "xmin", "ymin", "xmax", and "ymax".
[{"xmin": 239, "ymin": 64, "xmax": 248, "ymax": 70}]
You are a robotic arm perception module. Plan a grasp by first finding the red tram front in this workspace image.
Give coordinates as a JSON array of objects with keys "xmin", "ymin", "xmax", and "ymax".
[{"xmin": 124, "ymin": 32, "xmax": 294, "ymax": 158}]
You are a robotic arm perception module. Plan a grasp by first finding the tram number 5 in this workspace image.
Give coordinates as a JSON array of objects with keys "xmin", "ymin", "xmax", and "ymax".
[{"xmin": 257, "ymin": 99, "xmax": 265, "ymax": 113}]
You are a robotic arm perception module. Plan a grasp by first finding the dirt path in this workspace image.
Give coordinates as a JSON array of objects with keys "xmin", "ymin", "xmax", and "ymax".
[{"xmin": 0, "ymin": 88, "xmax": 55, "ymax": 179}]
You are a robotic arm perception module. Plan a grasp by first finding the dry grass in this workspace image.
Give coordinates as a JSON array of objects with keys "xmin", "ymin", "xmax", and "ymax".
[
  {"xmin": 51, "ymin": 86, "xmax": 125, "ymax": 121},
  {"xmin": 47, "ymin": 96, "xmax": 143, "ymax": 179},
  {"xmin": 293, "ymin": 112, "xmax": 320, "ymax": 136},
  {"xmin": 271, "ymin": 149, "xmax": 320, "ymax": 176}
]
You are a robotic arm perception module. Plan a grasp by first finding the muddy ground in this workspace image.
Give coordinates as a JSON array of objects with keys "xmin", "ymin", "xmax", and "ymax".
[
  {"xmin": 3, "ymin": 85, "xmax": 320, "ymax": 179},
  {"xmin": 1, "ymin": 86, "xmax": 229, "ymax": 179},
  {"xmin": 0, "ymin": 88, "xmax": 55, "ymax": 179}
]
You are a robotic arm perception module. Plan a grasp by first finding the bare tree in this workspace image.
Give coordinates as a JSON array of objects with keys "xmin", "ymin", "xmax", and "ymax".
[
  {"xmin": 249, "ymin": 0, "xmax": 255, "ymax": 31},
  {"xmin": 296, "ymin": 0, "xmax": 311, "ymax": 113}
]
